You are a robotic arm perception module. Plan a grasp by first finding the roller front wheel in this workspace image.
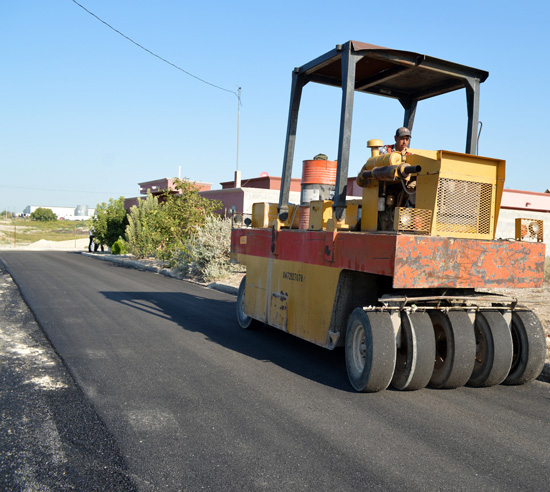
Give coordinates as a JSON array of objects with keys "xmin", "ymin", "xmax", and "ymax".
[{"xmin": 345, "ymin": 309, "xmax": 396, "ymax": 392}]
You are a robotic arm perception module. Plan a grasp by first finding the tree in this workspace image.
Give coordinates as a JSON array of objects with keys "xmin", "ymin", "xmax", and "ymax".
[
  {"xmin": 90, "ymin": 197, "xmax": 128, "ymax": 248},
  {"xmin": 155, "ymin": 179, "xmax": 222, "ymax": 260},
  {"xmin": 30, "ymin": 207, "xmax": 57, "ymax": 221},
  {"xmin": 125, "ymin": 192, "xmax": 161, "ymax": 258},
  {"xmin": 125, "ymin": 179, "xmax": 222, "ymax": 260}
]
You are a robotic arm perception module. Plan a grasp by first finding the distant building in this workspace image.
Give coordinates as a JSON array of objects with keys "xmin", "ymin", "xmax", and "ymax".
[
  {"xmin": 23, "ymin": 205, "xmax": 96, "ymax": 221},
  {"xmin": 202, "ymin": 173, "xmax": 302, "ymax": 216},
  {"xmin": 124, "ymin": 174, "xmax": 304, "ymax": 216},
  {"xmin": 124, "ymin": 178, "xmax": 213, "ymax": 210},
  {"xmin": 124, "ymin": 173, "xmax": 361, "ymax": 216},
  {"xmin": 124, "ymin": 174, "xmax": 550, "ymax": 255}
]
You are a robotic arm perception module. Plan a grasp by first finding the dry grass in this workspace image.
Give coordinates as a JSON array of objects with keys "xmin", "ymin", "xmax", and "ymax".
[
  {"xmin": 546, "ymin": 257, "xmax": 550, "ymax": 284},
  {"xmin": 0, "ymin": 218, "xmax": 89, "ymax": 246}
]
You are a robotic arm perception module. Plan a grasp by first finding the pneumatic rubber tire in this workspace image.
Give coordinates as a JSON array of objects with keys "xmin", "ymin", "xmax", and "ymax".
[
  {"xmin": 503, "ymin": 310, "xmax": 546, "ymax": 385},
  {"xmin": 345, "ymin": 309, "xmax": 396, "ymax": 392},
  {"xmin": 468, "ymin": 311, "xmax": 513, "ymax": 387},
  {"xmin": 391, "ymin": 311, "xmax": 435, "ymax": 391},
  {"xmin": 236, "ymin": 276, "xmax": 261, "ymax": 329},
  {"xmin": 428, "ymin": 311, "xmax": 476, "ymax": 389}
]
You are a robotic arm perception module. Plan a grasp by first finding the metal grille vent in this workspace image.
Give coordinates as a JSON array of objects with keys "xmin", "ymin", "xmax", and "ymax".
[
  {"xmin": 395, "ymin": 208, "xmax": 432, "ymax": 234},
  {"xmin": 435, "ymin": 179, "xmax": 493, "ymax": 235}
]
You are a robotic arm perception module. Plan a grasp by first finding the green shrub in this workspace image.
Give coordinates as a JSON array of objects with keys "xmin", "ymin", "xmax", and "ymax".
[
  {"xmin": 173, "ymin": 216, "xmax": 232, "ymax": 282},
  {"xmin": 111, "ymin": 237, "xmax": 129, "ymax": 255},
  {"xmin": 31, "ymin": 207, "xmax": 57, "ymax": 221},
  {"xmin": 545, "ymin": 257, "xmax": 550, "ymax": 284},
  {"xmin": 125, "ymin": 179, "xmax": 222, "ymax": 260},
  {"xmin": 90, "ymin": 197, "xmax": 128, "ymax": 248},
  {"xmin": 125, "ymin": 192, "xmax": 160, "ymax": 258}
]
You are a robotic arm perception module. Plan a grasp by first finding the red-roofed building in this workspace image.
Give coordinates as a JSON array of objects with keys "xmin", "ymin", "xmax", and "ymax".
[{"xmin": 124, "ymin": 175, "xmax": 550, "ymax": 254}]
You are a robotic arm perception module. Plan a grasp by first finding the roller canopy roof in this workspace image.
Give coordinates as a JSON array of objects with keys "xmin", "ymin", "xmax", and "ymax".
[
  {"xmin": 296, "ymin": 41, "xmax": 489, "ymax": 101},
  {"xmin": 278, "ymin": 41, "xmax": 489, "ymax": 220}
]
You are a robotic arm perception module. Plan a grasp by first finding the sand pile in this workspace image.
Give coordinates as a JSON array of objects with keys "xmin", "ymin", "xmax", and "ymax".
[{"xmin": 0, "ymin": 238, "xmax": 90, "ymax": 251}]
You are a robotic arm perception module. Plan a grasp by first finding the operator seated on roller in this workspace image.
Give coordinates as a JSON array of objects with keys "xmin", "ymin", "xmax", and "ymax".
[
  {"xmin": 379, "ymin": 126, "xmax": 411, "ymax": 154},
  {"xmin": 355, "ymin": 126, "xmax": 417, "ymax": 210},
  {"xmin": 355, "ymin": 127, "xmax": 414, "ymax": 188}
]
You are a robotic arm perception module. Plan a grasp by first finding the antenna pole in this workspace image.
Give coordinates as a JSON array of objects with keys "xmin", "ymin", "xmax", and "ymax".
[{"xmin": 236, "ymin": 87, "xmax": 241, "ymax": 172}]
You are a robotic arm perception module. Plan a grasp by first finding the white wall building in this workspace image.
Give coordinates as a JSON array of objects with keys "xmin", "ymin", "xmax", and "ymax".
[{"xmin": 23, "ymin": 205, "xmax": 96, "ymax": 221}]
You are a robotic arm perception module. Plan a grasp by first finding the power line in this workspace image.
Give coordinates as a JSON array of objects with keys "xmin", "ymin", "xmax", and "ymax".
[{"xmin": 71, "ymin": 0, "xmax": 238, "ymax": 97}]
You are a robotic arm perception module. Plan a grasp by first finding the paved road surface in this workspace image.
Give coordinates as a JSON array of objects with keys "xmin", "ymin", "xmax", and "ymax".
[{"xmin": 1, "ymin": 251, "xmax": 549, "ymax": 491}]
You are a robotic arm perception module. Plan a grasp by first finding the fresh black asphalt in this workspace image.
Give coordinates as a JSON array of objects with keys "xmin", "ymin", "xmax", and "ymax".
[{"xmin": 1, "ymin": 251, "xmax": 549, "ymax": 491}]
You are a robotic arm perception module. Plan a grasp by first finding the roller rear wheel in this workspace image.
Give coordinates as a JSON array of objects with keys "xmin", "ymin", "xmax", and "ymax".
[
  {"xmin": 236, "ymin": 276, "xmax": 261, "ymax": 329},
  {"xmin": 503, "ymin": 310, "xmax": 546, "ymax": 385},
  {"xmin": 468, "ymin": 311, "xmax": 513, "ymax": 387},
  {"xmin": 391, "ymin": 312, "xmax": 435, "ymax": 391},
  {"xmin": 428, "ymin": 311, "xmax": 475, "ymax": 389},
  {"xmin": 345, "ymin": 309, "xmax": 396, "ymax": 392}
]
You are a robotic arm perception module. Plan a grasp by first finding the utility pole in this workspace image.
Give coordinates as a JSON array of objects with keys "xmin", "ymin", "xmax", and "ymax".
[
  {"xmin": 236, "ymin": 87, "xmax": 241, "ymax": 172},
  {"xmin": 234, "ymin": 87, "xmax": 242, "ymax": 188}
]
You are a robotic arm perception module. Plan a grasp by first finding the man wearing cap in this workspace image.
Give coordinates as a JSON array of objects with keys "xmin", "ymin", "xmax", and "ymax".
[{"xmin": 379, "ymin": 127, "xmax": 411, "ymax": 154}]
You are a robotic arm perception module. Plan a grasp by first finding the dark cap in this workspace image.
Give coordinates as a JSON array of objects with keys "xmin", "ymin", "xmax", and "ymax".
[{"xmin": 395, "ymin": 127, "xmax": 411, "ymax": 137}]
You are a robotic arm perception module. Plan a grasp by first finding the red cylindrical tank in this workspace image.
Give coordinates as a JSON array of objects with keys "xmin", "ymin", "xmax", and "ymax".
[{"xmin": 299, "ymin": 157, "xmax": 337, "ymax": 229}]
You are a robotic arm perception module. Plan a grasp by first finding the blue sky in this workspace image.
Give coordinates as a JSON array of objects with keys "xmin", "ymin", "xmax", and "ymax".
[{"xmin": 1, "ymin": 0, "xmax": 548, "ymax": 213}]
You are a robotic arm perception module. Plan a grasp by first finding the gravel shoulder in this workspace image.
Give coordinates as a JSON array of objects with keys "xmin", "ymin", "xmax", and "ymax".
[{"xmin": 0, "ymin": 259, "xmax": 137, "ymax": 490}]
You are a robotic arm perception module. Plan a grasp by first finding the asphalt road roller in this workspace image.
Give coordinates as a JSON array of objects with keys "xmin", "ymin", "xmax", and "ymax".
[{"xmin": 231, "ymin": 41, "xmax": 546, "ymax": 392}]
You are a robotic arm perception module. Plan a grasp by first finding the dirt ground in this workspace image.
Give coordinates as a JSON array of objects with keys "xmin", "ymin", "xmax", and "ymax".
[
  {"xmin": 486, "ymin": 285, "xmax": 550, "ymax": 368},
  {"xmin": 488, "ymin": 286, "xmax": 550, "ymax": 331},
  {"xmin": 0, "ymin": 221, "xmax": 88, "ymax": 248}
]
